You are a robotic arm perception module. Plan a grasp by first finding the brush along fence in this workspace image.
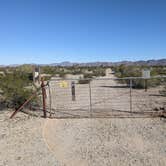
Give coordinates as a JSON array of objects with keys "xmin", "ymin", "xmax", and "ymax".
[{"xmin": 10, "ymin": 76, "xmax": 166, "ymax": 118}]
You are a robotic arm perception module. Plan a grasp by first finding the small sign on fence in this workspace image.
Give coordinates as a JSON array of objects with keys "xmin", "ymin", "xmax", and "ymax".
[
  {"xmin": 142, "ymin": 69, "xmax": 150, "ymax": 92},
  {"xmin": 59, "ymin": 81, "xmax": 68, "ymax": 88},
  {"xmin": 33, "ymin": 66, "xmax": 40, "ymax": 84},
  {"xmin": 142, "ymin": 69, "xmax": 151, "ymax": 78}
]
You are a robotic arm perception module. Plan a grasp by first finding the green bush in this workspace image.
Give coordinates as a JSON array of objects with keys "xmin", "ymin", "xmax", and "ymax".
[
  {"xmin": 84, "ymin": 73, "xmax": 93, "ymax": 79},
  {"xmin": 78, "ymin": 79, "xmax": 91, "ymax": 84},
  {"xmin": 159, "ymin": 78, "xmax": 166, "ymax": 96},
  {"xmin": 0, "ymin": 71, "xmax": 37, "ymax": 109},
  {"xmin": 114, "ymin": 65, "xmax": 166, "ymax": 89},
  {"xmin": 41, "ymin": 66, "xmax": 106, "ymax": 78},
  {"xmin": 160, "ymin": 86, "xmax": 166, "ymax": 96}
]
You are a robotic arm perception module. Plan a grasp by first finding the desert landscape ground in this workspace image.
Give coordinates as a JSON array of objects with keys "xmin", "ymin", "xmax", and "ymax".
[
  {"xmin": 0, "ymin": 73, "xmax": 165, "ymax": 166},
  {"xmin": 1, "ymin": 0, "xmax": 166, "ymax": 165},
  {"xmin": 43, "ymin": 118, "xmax": 166, "ymax": 166},
  {"xmin": 0, "ymin": 110, "xmax": 165, "ymax": 166}
]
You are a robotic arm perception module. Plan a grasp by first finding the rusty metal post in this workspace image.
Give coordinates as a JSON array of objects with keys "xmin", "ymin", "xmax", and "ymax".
[
  {"xmin": 10, "ymin": 92, "xmax": 38, "ymax": 119},
  {"xmin": 129, "ymin": 79, "xmax": 132, "ymax": 112},
  {"xmin": 89, "ymin": 80, "xmax": 92, "ymax": 118},
  {"xmin": 144, "ymin": 79, "xmax": 148, "ymax": 92},
  {"xmin": 41, "ymin": 78, "xmax": 47, "ymax": 118}
]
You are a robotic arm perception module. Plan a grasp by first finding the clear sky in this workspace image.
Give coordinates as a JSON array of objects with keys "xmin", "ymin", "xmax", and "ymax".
[{"xmin": 0, "ymin": 0, "xmax": 166, "ymax": 65}]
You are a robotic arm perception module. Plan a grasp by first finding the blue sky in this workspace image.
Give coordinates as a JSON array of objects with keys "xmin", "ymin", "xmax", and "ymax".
[{"xmin": 0, "ymin": 0, "xmax": 166, "ymax": 65}]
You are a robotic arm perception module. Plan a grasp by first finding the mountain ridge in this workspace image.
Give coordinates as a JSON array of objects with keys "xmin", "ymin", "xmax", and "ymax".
[
  {"xmin": 1, "ymin": 59, "xmax": 166, "ymax": 67},
  {"xmin": 49, "ymin": 59, "xmax": 166, "ymax": 66}
]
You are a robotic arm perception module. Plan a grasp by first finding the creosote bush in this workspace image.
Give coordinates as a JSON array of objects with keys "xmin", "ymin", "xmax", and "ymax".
[
  {"xmin": 0, "ymin": 71, "xmax": 36, "ymax": 109},
  {"xmin": 78, "ymin": 79, "xmax": 91, "ymax": 84},
  {"xmin": 113, "ymin": 65, "xmax": 166, "ymax": 89}
]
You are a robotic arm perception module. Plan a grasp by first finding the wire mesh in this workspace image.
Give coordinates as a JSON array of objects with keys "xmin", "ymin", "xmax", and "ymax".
[{"xmin": 45, "ymin": 77, "xmax": 166, "ymax": 118}]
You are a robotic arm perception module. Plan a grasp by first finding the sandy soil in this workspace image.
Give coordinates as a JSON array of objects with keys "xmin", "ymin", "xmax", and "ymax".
[
  {"xmin": 1, "ymin": 110, "xmax": 165, "ymax": 166},
  {"xmin": 0, "ymin": 110, "xmax": 59, "ymax": 166},
  {"xmin": 43, "ymin": 118, "xmax": 166, "ymax": 166}
]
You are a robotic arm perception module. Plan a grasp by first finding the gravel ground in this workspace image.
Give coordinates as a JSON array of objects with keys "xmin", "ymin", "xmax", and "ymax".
[
  {"xmin": 0, "ymin": 110, "xmax": 59, "ymax": 166},
  {"xmin": 0, "ymin": 110, "xmax": 165, "ymax": 166},
  {"xmin": 43, "ymin": 118, "xmax": 166, "ymax": 166}
]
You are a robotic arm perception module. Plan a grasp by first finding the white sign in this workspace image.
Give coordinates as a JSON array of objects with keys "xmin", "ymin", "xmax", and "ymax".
[
  {"xmin": 34, "ymin": 72, "xmax": 39, "ymax": 78},
  {"xmin": 142, "ymin": 69, "xmax": 150, "ymax": 78}
]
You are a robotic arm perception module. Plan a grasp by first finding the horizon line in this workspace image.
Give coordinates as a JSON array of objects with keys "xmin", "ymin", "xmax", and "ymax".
[{"xmin": 0, "ymin": 58, "xmax": 166, "ymax": 66}]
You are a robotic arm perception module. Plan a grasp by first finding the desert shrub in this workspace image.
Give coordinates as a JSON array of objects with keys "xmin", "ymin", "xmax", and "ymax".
[
  {"xmin": 42, "ymin": 66, "xmax": 60, "ymax": 75},
  {"xmin": 114, "ymin": 65, "xmax": 166, "ymax": 89},
  {"xmin": 159, "ymin": 78, "xmax": 166, "ymax": 96},
  {"xmin": 0, "ymin": 71, "xmax": 37, "ymax": 109},
  {"xmin": 84, "ymin": 73, "xmax": 94, "ymax": 79},
  {"xmin": 160, "ymin": 86, "xmax": 166, "ymax": 96},
  {"xmin": 41, "ymin": 66, "xmax": 106, "ymax": 78},
  {"xmin": 78, "ymin": 79, "xmax": 91, "ymax": 84},
  {"xmin": 131, "ymin": 79, "xmax": 144, "ymax": 89},
  {"xmin": 131, "ymin": 79, "xmax": 161, "ymax": 89},
  {"xmin": 114, "ymin": 65, "xmax": 143, "ymax": 88}
]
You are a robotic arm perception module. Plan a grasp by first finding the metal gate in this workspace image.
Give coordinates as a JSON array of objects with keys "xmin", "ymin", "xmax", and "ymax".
[{"xmin": 46, "ymin": 77, "xmax": 166, "ymax": 118}]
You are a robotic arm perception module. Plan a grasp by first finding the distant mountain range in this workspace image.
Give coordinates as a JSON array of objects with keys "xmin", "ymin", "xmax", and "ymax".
[
  {"xmin": 49, "ymin": 59, "xmax": 166, "ymax": 66},
  {"xmin": 1, "ymin": 59, "xmax": 166, "ymax": 67}
]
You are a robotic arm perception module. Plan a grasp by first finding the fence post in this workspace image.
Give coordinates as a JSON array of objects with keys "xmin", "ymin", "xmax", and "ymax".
[
  {"xmin": 89, "ymin": 80, "xmax": 92, "ymax": 118},
  {"xmin": 130, "ymin": 79, "xmax": 132, "ymax": 112},
  {"xmin": 41, "ymin": 78, "xmax": 47, "ymax": 118},
  {"xmin": 144, "ymin": 79, "xmax": 148, "ymax": 92},
  {"xmin": 71, "ymin": 81, "xmax": 76, "ymax": 101}
]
